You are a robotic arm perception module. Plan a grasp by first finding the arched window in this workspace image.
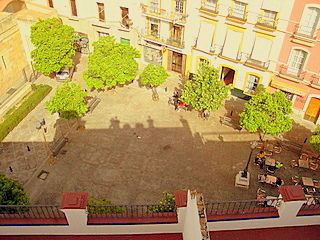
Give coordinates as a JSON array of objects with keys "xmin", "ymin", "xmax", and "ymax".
[
  {"xmin": 298, "ymin": 7, "xmax": 320, "ymax": 36},
  {"xmin": 287, "ymin": 49, "xmax": 307, "ymax": 76}
]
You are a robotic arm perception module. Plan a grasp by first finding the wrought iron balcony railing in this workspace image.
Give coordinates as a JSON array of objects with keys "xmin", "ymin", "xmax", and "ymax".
[
  {"xmin": 245, "ymin": 58, "xmax": 270, "ymax": 70},
  {"xmin": 256, "ymin": 15, "xmax": 278, "ymax": 30},
  {"xmin": 0, "ymin": 205, "xmax": 66, "ymax": 219},
  {"xmin": 143, "ymin": 31, "xmax": 185, "ymax": 49},
  {"xmin": 293, "ymin": 24, "xmax": 317, "ymax": 40},
  {"xmin": 200, "ymin": 0, "xmax": 219, "ymax": 14},
  {"xmin": 279, "ymin": 65, "xmax": 306, "ymax": 80},
  {"xmin": 227, "ymin": 7, "xmax": 247, "ymax": 21},
  {"xmin": 140, "ymin": 4, "xmax": 187, "ymax": 23}
]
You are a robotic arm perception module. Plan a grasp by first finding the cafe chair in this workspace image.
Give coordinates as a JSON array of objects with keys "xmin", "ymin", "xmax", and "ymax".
[
  {"xmin": 266, "ymin": 166, "xmax": 276, "ymax": 175},
  {"xmin": 291, "ymin": 159, "xmax": 299, "ymax": 168},
  {"xmin": 309, "ymin": 162, "xmax": 319, "ymax": 171},
  {"xmin": 291, "ymin": 176, "xmax": 300, "ymax": 185},
  {"xmin": 299, "ymin": 153, "xmax": 309, "ymax": 161},
  {"xmin": 305, "ymin": 187, "xmax": 316, "ymax": 195}
]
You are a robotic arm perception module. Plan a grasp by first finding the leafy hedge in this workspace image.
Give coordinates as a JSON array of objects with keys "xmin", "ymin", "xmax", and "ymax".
[
  {"xmin": 0, "ymin": 84, "xmax": 52, "ymax": 141},
  {"xmin": 87, "ymin": 197, "xmax": 124, "ymax": 214}
]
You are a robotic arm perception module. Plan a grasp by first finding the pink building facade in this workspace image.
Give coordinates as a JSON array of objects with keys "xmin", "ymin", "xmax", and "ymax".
[{"xmin": 271, "ymin": 0, "xmax": 320, "ymax": 124}]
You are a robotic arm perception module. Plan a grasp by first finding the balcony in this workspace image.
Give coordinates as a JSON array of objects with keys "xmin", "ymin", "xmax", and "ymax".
[
  {"xmin": 279, "ymin": 65, "xmax": 306, "ymax": 82},
  {"xmin": 293, "ymin": 24, "xmax": 317, "ymax": 41},
  {"xmin": 255, "ymin": 15, "xmax": 278, "ymax": 30},
  {"xmin": 200, "ymin": 0, "xmax": 219, "ymax": 15},
  {"xmin": 143, "ymin": 31, "xmax": 184, "ymax": 49},
  {"xmin": 226, "ymin": 7, "xmax": 247, "ymax": 22},
  {"xmin": 140, "ymin": 4, "xmax": 187, "ymax": 24},
  {"xmin": 244, "ymin": 58, "xmax": 270, "ymax": 70}
]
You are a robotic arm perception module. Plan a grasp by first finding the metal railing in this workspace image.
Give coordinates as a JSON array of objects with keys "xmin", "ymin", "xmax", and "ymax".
[
  {"xmin": 87, "ymin": 204, "xmax": 177, "ymax": 218},
  {"xmin": 279, "ymin": 65, "xmax": 306, "ymax": 80},
  {"xmin": 166, "ymin": 37, "xmax": 185, "ymax": 48},
  {"xmin": 294, "ymin": 24, "xmax": 317, "ymax": 39},
  {"xmin": 140, "ymin": 4, "xmax": 187, "ymax": 23},
  {"xmin": 245, "ymin": 58, "xmax": 270, "ymax": 69},
  {"xmin": 227, "ymin": 7, "xmax": 247, "ymax": 21},
  {"xmin": 298, "ymin": 195, "xmax": 320, "ymax": 216},
  {"xmin": 256, "ymin": 15, "xmax": 278, "ymax": 29},
  {"xmin": 0, "ymin": 205, "xmax": 66, "ymax": 219},
  {"xmin": 143, "ymin": 30, "xmax": 185, "ymax": 49},
  {"xmin": 205, "ymin": 199, "xmax": 280, "ymax": 216},
  {"xmin": 200, "ymin": 0, "xmax": 219, "ymax": 14}
]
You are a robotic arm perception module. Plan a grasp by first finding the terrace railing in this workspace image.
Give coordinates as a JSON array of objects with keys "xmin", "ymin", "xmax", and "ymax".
[
  {"xmin": 205, "ymin": 199, "xmax": 280, "ymax": 221},
  {"xmin": 87, "ymin": 204, "xmax": 176, "ymax": 218},
  {"xmin": 87, "ymin": 204, "xmax": 178, "ymax": 224},
  {"xmin": 0, "ymin": 205, "xmax": 67, "ymax": 225}
]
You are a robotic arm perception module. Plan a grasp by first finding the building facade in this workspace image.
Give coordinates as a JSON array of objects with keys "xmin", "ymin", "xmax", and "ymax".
[
  {"xmin": 271, "ymin": 0, "xmax": 320, "ymax": 124},
  {"xmin": 20, "ymin": 0, "xmax": 320, "ymax": 121}
]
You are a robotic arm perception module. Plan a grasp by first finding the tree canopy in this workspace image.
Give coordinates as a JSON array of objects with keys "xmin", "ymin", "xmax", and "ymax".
[
  {"xmin": 180, "ymin": 64, "xmax": 229, "ymax": 112},
  {"xmin": 240, "ymin": 91, "xmax": 293, "ymax": 139},
  {"xmin": 139, "ymin": 64, "xmax": 168, "ymax": 88},
  {"xmin": 46, "ymin": 82, "xmax": 88, "ymax": 119},
  {"xmin": 84, "ymin": 36, "xmax": 140, "ymax": 90},
  {"xmin": 0, "ymin": 175, "xmax": 29, "ymax": 205},
  {"xmin": 309, "ymin": 125, "xmax": 320, "ymax": 155},
  {"xmin": 31, "ymin": 18, "xmax": 76, "ymax": 76}
]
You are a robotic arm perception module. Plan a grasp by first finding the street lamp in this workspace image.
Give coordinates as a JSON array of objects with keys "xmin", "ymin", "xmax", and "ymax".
[
  {"xmin": 241, "ymin": 141, "xmax": 258, "ymax": 178},
  {"xmin": 235, "ymin": 141, "xmax": 258, "ymax": 189}
]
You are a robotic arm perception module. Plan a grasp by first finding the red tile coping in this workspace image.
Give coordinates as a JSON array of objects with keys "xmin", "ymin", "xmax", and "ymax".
[
  {"xmin": 207, "ymin": 210, "xmax": 279, "ymax": 221},
  {"xmin": 210, "ymin": 225, "xmax": 320, "ymax": 240},
  {"xmin": 60, "ymin": 192, "xmax": 88, "ymax": 209},
  {"xmin": 0, "ymin": 233, "xmax": 183, "ymax": 240},
  {"xmin": 174, "ymin": 190, "xmax": 187, "ymax": 208},
  {"xmin": 87, "ymin": 213, "xmax": 178, "ymax": 225},
  {"xmin": 0, "ymin": 218, "xmax": 68, "ymax": 226},
  {"xmin": 278, "ymin": 186, "xmax": 306, "ymax": 202}
]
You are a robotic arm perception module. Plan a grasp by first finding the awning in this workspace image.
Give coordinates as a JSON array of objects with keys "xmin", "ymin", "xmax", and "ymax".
[
  {"xmin": 270, "ymin": 79, "xmax": 307, "ymax": 96},
  {"xmin": 222, "ymin": 30, "xmax": 242, "ymax": 59},
  {"xmin": 197, "ymin": 21, "xmax": 215, "ymax": 52},
  {"xmin": 251, "ymin": 37, "xmax": 272, "ymax": 62}
]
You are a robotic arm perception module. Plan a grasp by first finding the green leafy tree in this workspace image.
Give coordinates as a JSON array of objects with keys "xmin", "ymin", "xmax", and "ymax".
[
  {"xmin": 84, "ymin": 36, "xmax": 140, "ymax": 90},
  {"xmin": 240, "ymin": 91, "xmax": 293, "ymax": 141},
  {"xmin": 139, "ymin": 64, "xmax": 169, "ymax": 88},
  {"xmin": 46, "ymin": 82, "xmax": 88, "ymax": 119},
  {"xmin": 31, "ymin": 18, "xmax": 76, "ymax": 76},
  {"xmin": 309, "ymin": 125, "xmax": 320, "ymax": 155},
  {"xmin": 0, "ymin": 175, "xmax": 29, "ymax": 205},
  {"xmin": 180, "ymin": 64, "xmax": 229, "ymax": 112}
]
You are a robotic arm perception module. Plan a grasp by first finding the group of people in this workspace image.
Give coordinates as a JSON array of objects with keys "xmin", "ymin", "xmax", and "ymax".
[
  {"xmin": 255, "ymin": 150, "xmax": 283, "ymax": 171},
  {"xmin": 171, "ymin": 91, "xmax": 189, "ymax": 111}
]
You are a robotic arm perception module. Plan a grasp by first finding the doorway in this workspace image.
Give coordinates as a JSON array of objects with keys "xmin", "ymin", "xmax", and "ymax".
[
  {"xmin": 220, "ymin": 67, "xmax": 235, "ymax": 85},
  {"xmin": 172, "ymin": 52, "xmax": 183, "ymax": 73},
  {"xmin": 304, "ymin": 97, "xmax": 320, "ymax": 123}
]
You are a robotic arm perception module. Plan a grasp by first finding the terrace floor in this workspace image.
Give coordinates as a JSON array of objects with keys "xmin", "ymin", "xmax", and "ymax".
[{"xmin": 0, "ymin": 54, "xmax": 319, "ymax": 205}]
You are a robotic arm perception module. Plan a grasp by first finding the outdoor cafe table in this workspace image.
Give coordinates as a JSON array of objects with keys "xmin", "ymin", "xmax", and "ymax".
[
  {"xmin": 264, "ymin": 175, "xmax": 277, "ymax": 185},
  {"xmin": 298, "ymin": 159, "xmax": 309, "ymax": 169},
  {"xmin": 302, "ymin": 177, "xmax": 314, "ymax": 187},
  {"xmin": 265, "ymin": 158, "xmax": 276, "ymax": 167}
]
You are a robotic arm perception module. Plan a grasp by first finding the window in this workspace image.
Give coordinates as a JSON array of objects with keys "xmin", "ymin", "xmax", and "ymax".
[
  {"xmin": 48, "ymin": 0, "xmax": 54, "ymax": 8},
  {"xmin": 120, "ymin": 38, "xmax": 130, "ymax": 45},
  {"xmin": 298, "ymin": 7, "xmax": 320, "ymax": 36},
  {"xmin": 97, "ymin": 3, "xmax": 105, "ymax": 21},
  {"xmin": 150, "ymin": 0, "xmax": 159, "ymax": 10},
  {"xmin": 288, "ymin": 49, "xmax": 307, "ymax": 76},
  {"xmin": 98, "ymin": 31, "xmax": 109, "ymax": 38},
  {"xmin": 199, "ymin": 58, "xmax": 209, "ymax": 65},
  {"xmin": 247, "ymin": 75, "xmax": 260, "ymax": 91},
  {"xmin": 70, "ymin": 0, "xmax": 77, "ymax": 16},
  {"xmin": 150, "ymin": 18, "xmax": 159, "ymax": 37},
  {"xmin": 262, "ymin": 10, "xmax": 277, "ymax": 26},
  {"xmin": 121, "ymin": 7, "xmax": 130, "ymax": 28},
  {"xmin": 175, "ymin": 0, "xmax": 184, "ymax": 14},
  {"xmin": 232, "ymin": 1, "xmax": 246, "ymax": 19},
  {"xmin": 172, "ymin": 25, "xmax": 183, "ymax": 41}
]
